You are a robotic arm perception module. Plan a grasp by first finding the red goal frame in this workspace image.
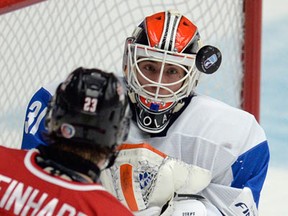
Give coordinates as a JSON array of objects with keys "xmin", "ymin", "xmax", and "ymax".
[
  {"xmin": 242, "ymin": 0, "xmax": 262, "ymax": 121},
  {"xmin": 0, "ymin": 0, "xmax": 46, "ymax": 15}
]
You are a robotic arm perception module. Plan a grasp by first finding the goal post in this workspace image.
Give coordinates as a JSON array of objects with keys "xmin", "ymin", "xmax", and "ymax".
[
  {"xmin": 0, "ymin": 0, "xmax": 262, "ymax": 149},
  {"xmin": 242, "ymin": 0, "xmax": 262, "ymax": 121}
]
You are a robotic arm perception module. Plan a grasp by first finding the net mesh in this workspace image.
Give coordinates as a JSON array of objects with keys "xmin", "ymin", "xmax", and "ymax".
[{"xmin": 0, "ymin": 0, "xmax": 244, "ymax": 148}]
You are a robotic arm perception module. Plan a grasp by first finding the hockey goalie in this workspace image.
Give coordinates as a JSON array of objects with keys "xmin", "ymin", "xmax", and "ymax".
[{"xmin": 100, "ymin": 143, "xmax": 213, "ymax": 216}]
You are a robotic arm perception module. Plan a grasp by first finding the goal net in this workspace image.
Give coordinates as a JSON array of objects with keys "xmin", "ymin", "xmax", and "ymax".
[{"xmin": 0, "ymin": 0, "xmax": 261, "ymax": 149}]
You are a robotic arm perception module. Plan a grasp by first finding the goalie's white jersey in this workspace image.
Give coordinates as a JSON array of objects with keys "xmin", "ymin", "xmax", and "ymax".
[
  {"xmin": 21, "ymin": 83, "xmax": 269, "ymax": 215},
  {"xmin": 126, "ymin": 93, "xmax": 269, "ymax": 215}
]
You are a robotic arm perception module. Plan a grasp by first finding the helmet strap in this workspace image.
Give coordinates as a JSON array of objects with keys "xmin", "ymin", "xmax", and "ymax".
[{"xmin": 105, "ymin": 151, "xmax": 119, "ymax": 169}]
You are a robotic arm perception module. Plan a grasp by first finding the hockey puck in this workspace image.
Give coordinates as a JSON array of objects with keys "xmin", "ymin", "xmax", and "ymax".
[{"xmin": 195, "ymin": 45, "xmax": 222, "ymax": 74}]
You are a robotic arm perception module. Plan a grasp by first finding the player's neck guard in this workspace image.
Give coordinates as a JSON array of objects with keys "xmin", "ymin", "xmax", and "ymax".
[
  {"xmin": 36, "ymin": 145, "xmax": 101, "ymax": 183},
  {"xmin": 129, "ymin": 92, "xmax": 193, "ymax": 134}
]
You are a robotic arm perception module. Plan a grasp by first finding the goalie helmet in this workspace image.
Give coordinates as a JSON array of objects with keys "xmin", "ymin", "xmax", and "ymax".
[
  {"xmin": 122, "ymin": 10, "xmax": 202, "ymax": 133},
  {"xmin": 45, "ymin": 67, "xmax": 130, "ymax": 150}
]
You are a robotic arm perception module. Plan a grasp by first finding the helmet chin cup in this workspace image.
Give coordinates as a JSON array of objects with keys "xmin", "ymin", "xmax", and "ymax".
[
  {"xmin": 133, "ymin": 95, "xmax": 176, "ymax": 133},
  {"xmin": 195, "ymin": 45, "xmax": 222, "ymax": 74}
]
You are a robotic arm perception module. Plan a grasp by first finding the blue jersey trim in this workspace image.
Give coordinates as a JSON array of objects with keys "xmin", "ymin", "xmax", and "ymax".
[
  {"xmin": 21, "ymin": 87, "xmax": 52, "ymax": 149},
  {"xmin": 231, "ymin": 141, "xmax": 270, "ymax": 206}
]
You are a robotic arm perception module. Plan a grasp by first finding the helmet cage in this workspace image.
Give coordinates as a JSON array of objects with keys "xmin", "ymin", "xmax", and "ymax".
[
  {"xmin": 122, "ymin": 10, "xmax": 203, "ymax": 133},
  {"xmin": 126, "ymin": 43, "xmax": 200, "ymax": 108}
]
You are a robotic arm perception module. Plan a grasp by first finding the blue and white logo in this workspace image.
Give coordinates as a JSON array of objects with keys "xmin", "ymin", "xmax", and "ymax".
[{"xmin": 204, "ymin": 54, "xmax": 218, "ymax": 69}]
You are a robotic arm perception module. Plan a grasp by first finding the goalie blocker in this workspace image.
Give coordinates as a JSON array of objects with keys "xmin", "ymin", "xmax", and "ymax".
[{"xmin": 100, "ymin": 143, "xmax": 212, "ymax": 215}]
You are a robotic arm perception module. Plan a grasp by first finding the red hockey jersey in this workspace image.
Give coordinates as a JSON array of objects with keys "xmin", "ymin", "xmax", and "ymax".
[{"xmin": 0, "ymin": 145, "xmax": 133, "ymax": 216}]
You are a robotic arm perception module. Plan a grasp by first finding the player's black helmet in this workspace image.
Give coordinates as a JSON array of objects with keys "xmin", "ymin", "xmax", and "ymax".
[{"xmin": 45, "ymin": 67, "xmax": 130, "ymax": 149}]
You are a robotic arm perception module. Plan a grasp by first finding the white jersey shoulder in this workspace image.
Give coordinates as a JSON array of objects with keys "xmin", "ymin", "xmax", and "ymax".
[{"xmin": 174, "ymin": 94, "xmax": 266, "ymax": 149}]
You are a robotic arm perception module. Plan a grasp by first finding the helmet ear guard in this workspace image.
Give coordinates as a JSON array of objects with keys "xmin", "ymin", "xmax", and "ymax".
[{"xmin": 195, "ymin": 45, "xmax": 222, "ymax": 74}]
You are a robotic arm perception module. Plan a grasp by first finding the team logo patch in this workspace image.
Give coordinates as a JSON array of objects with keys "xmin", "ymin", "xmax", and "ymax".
[{"xmin": 60, "ymin": 123, "xmax": 75, "ymax": 139}]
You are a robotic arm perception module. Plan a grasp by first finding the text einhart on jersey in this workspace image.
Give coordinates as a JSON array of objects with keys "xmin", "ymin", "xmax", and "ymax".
[{"xmin": 0, "ymin": 174, "xmax": 87, "ymax": 216}]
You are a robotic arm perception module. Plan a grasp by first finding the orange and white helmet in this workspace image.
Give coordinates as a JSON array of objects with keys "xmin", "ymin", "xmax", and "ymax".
[{"xmin": 123, "ymin": 10, "xmax": 221, "ymax": 133}]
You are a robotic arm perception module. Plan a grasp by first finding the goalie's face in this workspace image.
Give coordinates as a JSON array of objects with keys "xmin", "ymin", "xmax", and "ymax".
[
  {"xmin": 126, "ymin": 44, "xmax": 199, "ymax": 107},
  {"xmin": 125, "ymin": 44, "xmax": 200, "ymax": 133},
  {"xmin": 137, "ymin": 60, "xmax": 186, "ymax": 96}
]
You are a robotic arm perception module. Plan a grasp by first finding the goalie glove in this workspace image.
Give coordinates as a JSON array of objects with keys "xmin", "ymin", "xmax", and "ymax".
[{"xmin": 100, "ymin": 143, "xmax": 212, "ymax": 212}]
